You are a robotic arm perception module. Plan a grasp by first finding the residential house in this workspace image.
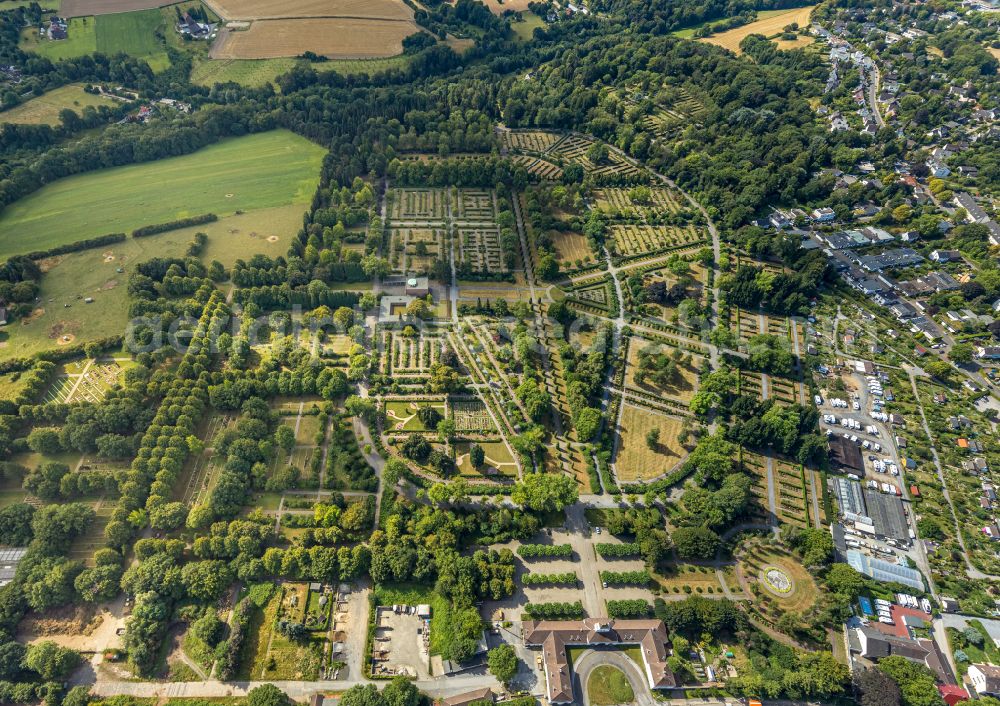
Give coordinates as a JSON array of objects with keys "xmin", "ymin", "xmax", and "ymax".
[
  {"xmin": 927, "ymin": 159, "xmax": 951, "ymax": 177},
  {"xmin": 930, "ymin": 250, "xmax": 961, "ymax": 263},
  {"xmin": 812, "ymin": 207, "xmax": 836, "ymax": 222},
  {"xmin": 968, "ymin": 664, "xmax": 1000, "ymax": 699}
]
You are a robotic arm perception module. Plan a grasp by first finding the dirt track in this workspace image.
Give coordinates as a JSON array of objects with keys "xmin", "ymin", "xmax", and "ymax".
[{"xmin": 210, "ymin": 18, "xmax": 418, "ymax": 59}]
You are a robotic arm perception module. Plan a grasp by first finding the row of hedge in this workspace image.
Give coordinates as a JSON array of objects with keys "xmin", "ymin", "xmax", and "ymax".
[
  {"xmin": 595, "ymin": 542, "xmax": 641, "ymax": 558},
  {"xmin": 132, "ymin": 213, "xmax": 218, "ymax": 238},
  {"xmin": 517, "ymin": 543, "xmax": 573, "ymax": 559},
  {"xmin": 522, "ymin": 601, "xmax": 584, "ymax": 620},
  {"xmin": 606, "ymin": 599, "xmax": 652, "ymax": 618},
  {"xmin": 600, "ymin": 570, "xmax": 649, "ymax": 585},
  {"xmin": 522, "ymin": 572, "xmax": 577, "ymax": 586},
  {"xmin": 24, "ymin": 232, "xmax": 126, "ymax": 261}
]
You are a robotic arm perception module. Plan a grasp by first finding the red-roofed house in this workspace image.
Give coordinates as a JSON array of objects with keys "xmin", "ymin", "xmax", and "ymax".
[{"xmin": 939, "ymin": 685, "xmax": 969, "ymax": 706}]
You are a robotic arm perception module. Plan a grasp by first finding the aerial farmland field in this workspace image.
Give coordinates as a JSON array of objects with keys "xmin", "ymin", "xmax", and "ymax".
[
  {"xmin": 0, "ymin": 84, "xmax": 117, "ymax": 125},
  {"xmin": 208, "ymin": 0, "xmax": 411, "ymax": 21},
  {"xmin": 94, "ymin": 9, "xmax": 170, "ymax": 70},
  {"xmin": 0, "ymin": 129, "xmax": 325, "ymax": 258},
  {"xmin": 211, "ymin": 18, "xmax": 419, "ymax": 60},
  {"xmin": 700, "ymin": 6, "xmax": 816, "ymax": 54}
]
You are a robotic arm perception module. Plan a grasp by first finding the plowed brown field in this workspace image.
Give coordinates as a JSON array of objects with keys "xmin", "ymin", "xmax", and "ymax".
[
  {"xmin": 210, "ymin": 18, "xmax": 418, "ymax": 59},
  {"xmin": 60, "ymin": 0, "xmax": 171, "ymax": 17}
]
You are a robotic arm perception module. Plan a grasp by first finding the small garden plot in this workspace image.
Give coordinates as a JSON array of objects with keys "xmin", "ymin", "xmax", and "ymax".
[
  {"xmin": 294, "ymin": 414, "xmax": 323, "ymax": 445},
  {"xmin": 451, "ymin": 397, "xmax": 495, "ymax": 433},
  {"xmin": 674, "ymin": 87, "xmax": 708, "ymax": 118},
  {"xmin": 740, "ymin": 453, "xmax": 772, "ymax": 520},
  {"xmin": 242, "ymin": 583, "xmax": 323, "ymax": 680},
  {"xmin": 327, "ymin": 415, "xmax": 376, "ymax": 491},
  {"xmin": 388, "ymin": 188, "xmax": 448, "ymax": 222},
  {"xmin": 653, "ymin": 564, "xmax": 724, "ymax": 595},
  {"xmin": 67, "ymin": 504, "xmax": 112, "ymax": 567},
  {"xmin": 641, "ymin": 108, "xmax": 687, "ymax": 136},
  {"xmin": 591, "ymin": 187, "xmax": 684, "ymax": 216},
  {"xmin": 775, "ymin": 460, "xmax": 809, "ymax": 528},
  {"xmin": 610, "ymin": 225, "xmax": 703, "ymax": 257},
  {"xmin": 458, "ymin": 226, "xmax": 508, "ymax": 275},
  {"xmin": 389, "ymin": 334, "xmax": 441, "ymax": 376},
  {"xmin": 566, "ymin": 281, "xmax": 611, "ymax": 311},
  {"xmin": 455, "ymin": 440, "xmax": 517, "ymax": 477},
  {"xmin": 738, "ymin": 371, "xmax": 764, "ymax": 400},
  {"xmin": 384, "ymin": 399, "xmax": 446, "ymax": 432},
  {"xmin": 321, "ymin": 334, "xmax": 354, "ymax": 356},
  {"xmin": 765, "ymin": 315, "xmax": 790, "ymax": 338},
  {"xmin": 736, "ymin": 310, "xmax": 762, "ymax": 344},
  {"xmin": 624, "ymin": 341, "xmax": 700, "ymax": 404},
  {"xmin": 42, "ymin": 376, "xmax": 75, "ymax": 404},
  {"xmin": 304, "ymin": 585, "xmax": 331, "ymax": 631},
  {"xmin": 548, "ymin": 133, "xmax": 593, "ymax": 162},
  {"xmin": 454, "ymin": 189, "xmax": 496, "ymax": 222},
  {"xmin": 506, "ymin": 130, "xmax": 561, "ymax": 154},
  {"xmin": 458, "ymin": 286, "xmax": 530, "ymax": 305},
  {"xmin": 769, "ymin": 378, "xmax": 797, "ymax": 405},
  {"xmin": 389, "ymin": 227, "xmax": 445, "ymax": 274},
  {"xmin": 512, "ymin": 155, "xmax": 563, "ymax": 180},
  {"xmin": 550, "ymin": 230, "xmax": 597, "ymax": 266},
  {"xmin": 614, "ymin": 405, "xmax": 687, "ymax": 482}
]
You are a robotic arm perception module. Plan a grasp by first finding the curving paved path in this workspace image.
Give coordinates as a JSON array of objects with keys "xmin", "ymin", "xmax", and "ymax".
[{"xmin": 572, "ymin": 649, "xmax": 655, "ymax": 706}]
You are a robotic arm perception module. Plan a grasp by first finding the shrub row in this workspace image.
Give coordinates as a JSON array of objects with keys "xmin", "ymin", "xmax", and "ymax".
[
  {"xmin": 522, "ymin": 601, "xmax": 584, "ymax": 620},
  {"xmin": 132, "ymin": 213, "xmax": 217, "ymax": 238},
  {"xmin": 517, "ymin": 543, "xmax": 573, "ymax": 559},
  {"xmin": 24, "ymin": 232, "xmax": 126, "ymax": 261},
  {"xmin": 596, "ymin": 542, "xmax": 641, "ymax": 558},
  {"xmin": 606, "ymin": 599, "xmax": 652, "ymax": 618},
  {"xmin": 600, "ymin": 570, "xmax": 649, "ymax": 585},
  {"xmin": 217, "ymin": 596, "xmax": 252, "ymax": 680},
  {"xmin": 522, "ymin": 572, "xmax": 577, "ymax": 586}
]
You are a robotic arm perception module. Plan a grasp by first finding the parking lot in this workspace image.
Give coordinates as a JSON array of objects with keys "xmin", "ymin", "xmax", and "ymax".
[
  {"xmin": 817, "ymin": 367, "xmax": 926, "ymax": 575},
  {"xmin": 372, "ymin": 606, "xmax": 431, "ymax": 679}
]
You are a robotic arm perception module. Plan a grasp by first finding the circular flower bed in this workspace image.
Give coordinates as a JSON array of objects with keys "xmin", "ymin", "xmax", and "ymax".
[{"xmin": 761, "ymin": 566, "xmax": 793, "ymax": 594}]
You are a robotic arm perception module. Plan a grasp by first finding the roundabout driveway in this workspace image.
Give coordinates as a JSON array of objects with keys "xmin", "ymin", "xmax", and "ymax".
[{"xmin": 571, "ymin": 648, "xmax": 655, "ymax": 706}]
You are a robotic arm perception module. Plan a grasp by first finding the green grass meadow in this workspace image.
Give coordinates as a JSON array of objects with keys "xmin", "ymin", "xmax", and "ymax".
[
  {"xmin": 0, "ymin": 129, "xmax": 324, "ymax": 258},
  {"xmin": 511, "ymin": 13, "xmax": 545, "ymax": 42},
  {"xmin": 95, "ymin": 9, "xmax": 170, "ymax": 71}
]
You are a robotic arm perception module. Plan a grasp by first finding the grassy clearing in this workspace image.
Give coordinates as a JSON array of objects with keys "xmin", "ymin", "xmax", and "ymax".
[
  {"xmin": 587, "ymin": 665, "xmax": 635, "ymax": 706},
  {"xmin": 95, "ymin": 9, "xmax": 170, "ymax": 70},
  {"xmin": 383, "ymin": 400, "xmax": 446, "ymax": 432},
  {"xmin": 0, "ymin": 84, "xmax": 117, "ymax": 125},
  {"xmin": 455, "ymin": 440, "xmax": 517, "ymax": 477},
  {"xmin": 241, "ymin": 584, "xmax": 323, "ymax": 680},
  {"xmin": 614, "ymin": 406, "xmax": 687, "ymax": 482},
  {"xmin": 190, "ymin": 53, "xmax": 413, "ymax": 87},
  {"xmin": 0, "ymin": 202, "xmax": 305, "ymax": 360},
  {"xmin": 20, "ymin": 17, "xmax": 97, "ymax": 60},
  {"xmin": 0, "ymin": 130, "xmax": 324, "ymax": 258},
  {"xmin": 510, "ymin": 12, "xmax": 544, "ymax": 41},
  {"xmin": 0, "ymin": 232, "xmax": 183, "ymax": 359}
]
